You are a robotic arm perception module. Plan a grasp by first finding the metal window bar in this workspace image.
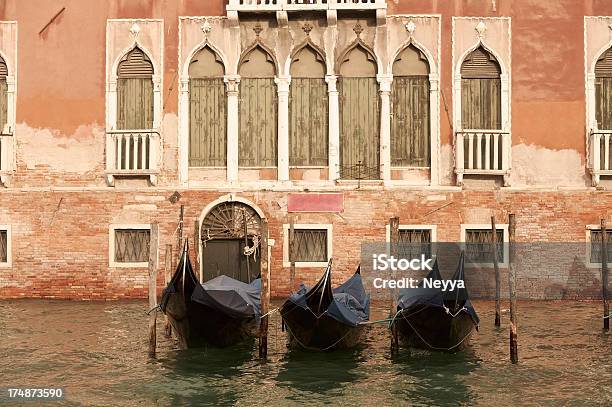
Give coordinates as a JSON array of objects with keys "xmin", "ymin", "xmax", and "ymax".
[
  {"xmin": 590, "ymin": 230, "xmax": 612, "ymax": 263},
  {"xmin": 0, "ymin": 230, "xmax": 6, "ymax": 263},
  {"xmin": 115, "ymin": 229, "xmax": 150, "ymax": 263},
  {"xmin": 398, "ymin": 229, "xmax": 432, "ymax": 260},
  {"xmin": 338, "ymin": 161, "xmax": 380, "ymax": 182},
  {"xmin": 465, "ymin": 229, "xmax": 504, "ymax": 264},
  {"xmin": 290, "ymin": 229, "xmax": 328, "ymax": 262}
]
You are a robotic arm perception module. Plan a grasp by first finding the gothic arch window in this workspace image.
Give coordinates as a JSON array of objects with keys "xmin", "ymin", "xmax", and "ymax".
[
  {"xmin": 238, "ymin": 45, "xmax": 277, "ymax": 167},
  {"xmin": 289, "ymin": 45, "xmax": 328, "ymax": 167},
  {"xmin": 391, "ymin": 44, "xmax": 430, "ymax": 167},
  {"xmin": 595, "ymin": 47, "xmax": 612, "ymax": 130},
  {"xmin": 117, "ymin": 47, "xmax": 154, "ymax": 130},
  {"xmin": 460, "ymin": 46, "xmax": 502, "ymax": 130},
  {"xmin": 338, "ymin": 44, "xmax": 380, "ymax": 179},
  {"xmin": 188, "ymin": 46, "xmax": 226, "ymax": 167}
]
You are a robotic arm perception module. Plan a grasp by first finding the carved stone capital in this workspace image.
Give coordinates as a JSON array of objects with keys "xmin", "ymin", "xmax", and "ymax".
[
  {"xmin": 377, "ymin": 74, "xmax": 393, "ymax": 93},
  {"xmin": 224, "ymin": 75, "xmax": 241, "ymax": 93},
  {"xmin": 274, "ymin": 76, "xmax": 291, "ymax": 93}
]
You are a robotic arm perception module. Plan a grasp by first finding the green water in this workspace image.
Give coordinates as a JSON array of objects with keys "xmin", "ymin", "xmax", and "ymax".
[{"xmin": 0, "ymin": 300, "xmax": 610, "ymax": 406}]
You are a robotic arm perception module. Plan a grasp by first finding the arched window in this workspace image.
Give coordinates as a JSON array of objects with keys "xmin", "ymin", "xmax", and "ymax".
[
  {"xmin": 391, "ymin": 44, "xmax": 430, "ymax": 167},
  {"xmin": 0, "ymin": 55, "xmax": 7, "ymax": 131},
  {"xmin": 189, "ymin": 47, "xmax": 226, "ymax": 167},
  {"xmin": 117, "ymin": 47, "xmax": 154, "ymax": 130},
  {"xmin": 238, "ymin": 46, "xmax": 277, "ymax": 167},
  {"xmin": 289, "ymin": 45, "xmax": 328, "ymax": 167},
  {"xmin": 460, "ymin": 46, "xmax": 501, "ymax": 130},
  {"xmin": 338, "ymin": 44, "xmax": 379, "ymax": 179},
  {"xmin": 595, "ymin": 47, "xmax": 612, "ymax": 130}
]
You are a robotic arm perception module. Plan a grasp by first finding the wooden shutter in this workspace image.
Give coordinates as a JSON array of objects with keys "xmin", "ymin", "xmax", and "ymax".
[
  {"xmin": 189, "ymin": 78, "xmax": 227, "ymax": 166},
  {"xmin": 115, "ymin": 229, "xmax": 150, "ymax": 263},
  {"xmin": 117, "ymin": 48, "xmax": 154, "ymax": 130},
  {"xmin": 117, "ymin": 78, "xmax": 154, "ymax": 130},
  {"xmin": 391, "ymin": 77, "xmax": 430, "ymax": 166},
  {"xmin": 339, "ymin": 77, "xmax": 380, "ymax": 178},
  {"xmin": 461, "ymin": 47, "xmax": 502, "ymax": 130},
  {"xmin": 289, "ymin": 78, "xmax": 328, "ymax": 166},
  {"xmin": 239, "ymin": 78, "xmax": 277, "ymax": 167},
  {"xmin": 290, "ymin": 229, "xmax": 328, "ymax": 262},
  {"xmin": 595, "ymin": 48, "xmax": 612, "ymax": 130},
  {"xmin": 0, "ymin": 230, "xmax": 6, "ymax": 263}
]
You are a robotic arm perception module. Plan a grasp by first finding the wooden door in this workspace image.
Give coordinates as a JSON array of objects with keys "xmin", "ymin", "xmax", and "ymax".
[{"xmin": 202, "ymin": 239, "xmax": 260, "ymax": 283}]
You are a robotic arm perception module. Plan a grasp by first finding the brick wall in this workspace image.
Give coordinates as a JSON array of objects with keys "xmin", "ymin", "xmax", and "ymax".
[{"xmin": 1, "ymin": 189, "xmax": 610, "ymax": 300}]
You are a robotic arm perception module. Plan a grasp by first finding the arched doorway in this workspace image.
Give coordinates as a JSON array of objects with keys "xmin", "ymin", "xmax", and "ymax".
[{"xmin": 200, "ymin": 200, "xmax": 262, "ymax": 283}]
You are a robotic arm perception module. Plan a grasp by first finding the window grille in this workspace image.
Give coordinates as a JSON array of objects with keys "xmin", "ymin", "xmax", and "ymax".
[
  {"xmin": 0, "ymin": 230, "xmax": 6, "ymax": 263},
  {"xmin": 114, "ymin": 229, "xmax": 150, "ymax": 263},
  {"xmin": 590, "ymin": 229, "xmax": 612, "ymax": 263},
  {"xmin": 398, "ymin": 229, "xmax": 432, "ymax": 259},
  {"xmin": 465, "ymin": 229, "xmax": 504, "ymax": 264},
  {"xmin": 290, "ymin": 229, "xmax": 328, "ymax": 262}
]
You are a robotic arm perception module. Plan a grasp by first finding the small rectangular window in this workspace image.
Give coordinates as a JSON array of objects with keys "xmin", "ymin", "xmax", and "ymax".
[
  {"xmin": 291, "ymin": 229, "xmax": 328, "ymax": 263},
  {"xmin": 0, "ymin": 229, "xmax": 7, "ymax": 263},
  {"xmin": 465, "ymin": 229, "xmax": 505, "ymax": 264},
  {"xmin": 589, "ymin": 229, "xmax": 612, "ymax": 264},
  {"xmin": 114, "ymin": 229, "xmax": 150, "ymax": 263},
  {"xmin": 398, "ymin": 229, "xmax": 432, "ymax": 259}
]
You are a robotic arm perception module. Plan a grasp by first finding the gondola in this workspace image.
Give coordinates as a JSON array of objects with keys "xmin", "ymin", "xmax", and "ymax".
[
  {"xmin": 160, "ymin": 243, "xmax": 261, "ymax": 348},
  {"xmin": 391, "ymin": 252, "xmax": 479, "ymax": 352},
  {"xmin": 280, "ymin": 260, "xmax": 370, "ymax": 351}
]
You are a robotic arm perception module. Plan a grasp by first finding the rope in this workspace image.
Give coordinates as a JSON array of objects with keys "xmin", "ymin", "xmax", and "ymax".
[
  {"xmin": 146, "ymin": 305, "xmax": 161, "ymax": 315},
  {"xmin": 260, "ymin": 307, "xmax": 279, "ymax": 319},
  {"xmin": 243, "ymin": 235, "xmax": 260, "ymax": 259},
  {"xmin": 604, "ymin": 313, "xmax": 612, "ymax": 319},
  {"xmin": 443, "ymin": 304, "xmax": 468, "ymax": 318},
  {"xmin": 283, "ymin": 318, "xmax": 356, "ymax": 352}
]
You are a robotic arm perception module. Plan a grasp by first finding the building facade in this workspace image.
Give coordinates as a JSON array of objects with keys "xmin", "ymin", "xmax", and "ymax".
[{"xmin": 0, "ymin": 0, "xmax": 611, "ymax": 300}]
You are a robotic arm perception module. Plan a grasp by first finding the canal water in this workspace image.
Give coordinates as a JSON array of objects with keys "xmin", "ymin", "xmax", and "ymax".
[{"xmin": 0, "ymin": 300, "xmax": 610, "ymax": 406}]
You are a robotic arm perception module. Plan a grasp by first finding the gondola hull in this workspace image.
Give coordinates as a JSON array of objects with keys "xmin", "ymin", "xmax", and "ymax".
[
  {"xmin": 394, "ymin": 304, "xmax": 476, "ymax": 352},
  {"xmin": 281, "ymin": 305, "xmax": 366, "ymax": 351},
  {"xmin": 163, "ymin": 288, "xmax": 258, "ymax": 348}
]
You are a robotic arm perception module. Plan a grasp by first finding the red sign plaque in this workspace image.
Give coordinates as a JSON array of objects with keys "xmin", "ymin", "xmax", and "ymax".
[{"xmin": 287, "ymin": 193, "xmax": 344, "ymax": 213}]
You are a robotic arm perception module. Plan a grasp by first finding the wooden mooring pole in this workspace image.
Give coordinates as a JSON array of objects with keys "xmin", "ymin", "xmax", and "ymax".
[
  {"xmin": 164, "ymin": 243, "xmax": 172, "ymax": 338},
  {"xmin": 289, "ymin": 220, "xmax": 295, "ymax": 292},
  {"xmin": 508, "ymin": 214, "xmax": 518, "ymax": 363},
  {"xmin": 176, "ymin": 205, "xmax": 184, "ymax": 267},
  {"xmin": 194, "ymin": 220, "xmax": 201, "ymax": 282},
  {"xmin": 389, "ymin": 216, "xmax": 400, "ymax": 354},
  {"xmin": 491, "ymin": 216, "xmax": 501, "ymax": 327},
  {"xmin": 148, "ymin": 223, "xmax": 159, "ymax": 357},
  {"xmin": 601, "ymin": 219, "xmax": 609, "ymax": 331},
  {"xmin": 259, "ymin": 220, "xmax": 270, "ymax": 359}
]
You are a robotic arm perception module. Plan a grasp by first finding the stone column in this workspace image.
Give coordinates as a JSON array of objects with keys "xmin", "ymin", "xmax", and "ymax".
[
  {"xmin": 378, "ymin": 74, "xmax": 393, "ymax": 182},
  {"xmin": 326, "ymin": 75, "xmax": 340, "ymax": 181},
  {"xmin": 429, "ymin": 74, "xmax": 440, "ymax": 186},
  {"xmin": 275, "ymin": 76, "xmax": 291, "ymax": 182},
  {"xmin": 178, "ymin": 77, "xmax": 190, "ymax": 184},
  {"xmin": 225, "ymin": 75, "xmax": 241, "ymax": 183}
]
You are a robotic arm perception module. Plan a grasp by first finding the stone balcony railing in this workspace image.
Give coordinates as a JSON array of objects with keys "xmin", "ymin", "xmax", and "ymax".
[
  {"xmin": 226, "ymin": 0, "xmax": 387, "ymax": 12},
  {"xmin": 590, "ymin": 130, "xmax": 612, "ymax": 186},
  {"xmin": 455, "ymin": 130, "xmax": 511, "ymax": 186},
  {"xmin": 0, "ymin": 129, "xmax": 14, "ymax": 187},
  {"xmin": 105, "ymin": 129, "xmax": 160, "ymax": 186}
]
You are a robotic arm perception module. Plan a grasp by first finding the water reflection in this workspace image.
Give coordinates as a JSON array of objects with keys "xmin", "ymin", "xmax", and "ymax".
[{"xmin": 0, "ymin": 299, "xmax": 610, "ymax": 407}]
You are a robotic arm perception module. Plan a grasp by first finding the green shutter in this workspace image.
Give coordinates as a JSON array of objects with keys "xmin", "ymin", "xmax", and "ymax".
[
  {"xmin": 461, "ymin": 78, "xmax": 501, "ymax": 130},
  {"xmin": 239, "ymin": 78, "xmax": 277, "ymax": 167},
  {"xmin": 289, "ymin": 78, "xmax": 328, "ymax": 166},
  {"xmin": 117, "ymin": 78, "xmax": 154, "ymax": 130},
  {"xmin": 189, "ymin": 78, "xmax": 227, "ymax": 166},
  {"xmin": 339, "ymin": 77, "xmax": 380, "ymax": 179},
  {"xmin": 391, "ymin": 76, "xmax": 430, "ymax": 167}
]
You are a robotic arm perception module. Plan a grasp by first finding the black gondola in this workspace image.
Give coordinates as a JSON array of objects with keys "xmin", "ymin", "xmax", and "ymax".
[
  {"xmin": 160, "ymin": 243, "xmax": 261, "ymax": 348},
  {"xmin": 280, "ymin": 260, "xmax": 370, "ymax": 351},
  {"xmin": 392, "ymin": 252, "xmax": 479, "ymax": 352}
]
